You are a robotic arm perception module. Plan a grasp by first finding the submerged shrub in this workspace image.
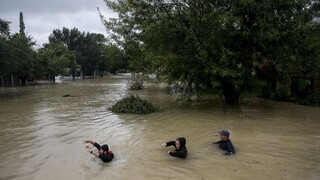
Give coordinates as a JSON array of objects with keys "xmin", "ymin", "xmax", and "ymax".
[
  {"xmin": 297, "ymin": 93, "xmax": 320, "ymax": 106},
  {"xmin": 269, "ymin": 88, "xmax": 293, "ymax": 101},
  {"xmin": 109, "ymin": 94, "xmax": 158, "ymax": 114},
  {"xmin": 129, "ymin": 74, "xmax": 144, "ymax": 90}
]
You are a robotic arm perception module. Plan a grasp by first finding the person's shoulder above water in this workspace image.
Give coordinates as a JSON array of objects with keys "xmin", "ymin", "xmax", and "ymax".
[
  {"xmin": 161, "ymin": 137, "xmax": 187, "ymax": 158},
  {"xmin": 84, "ymin": 139, "xmax": 114, "ymax": 162},
  {"xmin": 213, "ymin": 130, "xmax": 236, "ymax": 155}
]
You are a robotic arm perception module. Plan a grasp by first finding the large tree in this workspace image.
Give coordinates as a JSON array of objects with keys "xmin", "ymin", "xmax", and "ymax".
[
  {"xmin": 48, "ymin": 27, "xmax": 128, "ymax": 78},
  {"xmin": 14, "ymin": 12, "xmax": 35, "ymax": 84},
  {"xmin": 101, "ymin": 0, "xmax": 320, "ymax": 103},
  {"xmin": 1, "ymin": 16, "xmax": 36, "ymax": 85},
  {"xmin": 102, "ymin": 45, "xmax": 127, "ymax": 74},
  {"xmin": 0, "ymin": 19, "xmax": 11, "ymax": 77},
  {"xmin": 0, "ymin": 18, "xmax": 11, "ymax": 37},
  {"xmin": 76, "ymin": 32, "xmax": 106, "ymax": 77},
  {"xmin": 8, "ymin": 33, "xmax": 35, "ymax": 84},
  {"xmin": 49, "ymin": 27, "xmax": 83, "ymax": 51},
  {"xmin": 49, "ymin": 27, "xmax": 83, "ymax": 79},
  {"xmin": 36, "ymin": 43, "xmax": 76, "ymax": 81},
  {"xmin": 1, "ymin": 12, "xmax": 36, "ymax": 85},
  {"xmin": 19, "ymin": 12, "xmax": 25, "ymax": 36}
]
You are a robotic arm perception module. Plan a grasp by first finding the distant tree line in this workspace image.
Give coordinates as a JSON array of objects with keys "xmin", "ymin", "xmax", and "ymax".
[
  {"xmin": 0, "ymin": 12, "xmax": 128, "ymax": 85},
  {"xmin": 101, "ymin": 0, "xmax": 320, "ymax": 104}
]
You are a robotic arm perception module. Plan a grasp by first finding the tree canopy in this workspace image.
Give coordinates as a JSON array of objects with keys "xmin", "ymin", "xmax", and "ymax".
[
  {"xmin": 48, "ymin": 27, "xmax": 127, "ymax": 78},
  {"xmin": 101, "ymin": 0, "xmax": 320, "ymax": 103},
  {"xmin": 1, "ymin": 14, "xmax": 127, "ymax": 86},
  {"xmin": 0, "ymin": 16, "xmax": 35, "ymax": 85}
]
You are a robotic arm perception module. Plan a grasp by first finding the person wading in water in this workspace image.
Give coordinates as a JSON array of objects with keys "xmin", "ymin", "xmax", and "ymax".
[
  {"xmin": 161, "ymin": 137, "xmax": 187, "ymax": 158},
  {"xmin": 84, "ymin": 139, "xmax": 114, "ymax": 162}
]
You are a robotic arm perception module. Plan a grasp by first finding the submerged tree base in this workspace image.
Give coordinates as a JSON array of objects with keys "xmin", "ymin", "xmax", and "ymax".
[
  {"xmin": 128, "ymin": 74, "xmax": 145, "ymax": 90},
  {"xmin": 109, "ymin": 94, "xmax": 158, "ymax": 114}
]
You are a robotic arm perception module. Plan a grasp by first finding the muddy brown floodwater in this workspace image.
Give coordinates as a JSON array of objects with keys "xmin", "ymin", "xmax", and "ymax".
[{"xmin": 0, "ymin": 74, "xmax": 319, "ymax": 180}]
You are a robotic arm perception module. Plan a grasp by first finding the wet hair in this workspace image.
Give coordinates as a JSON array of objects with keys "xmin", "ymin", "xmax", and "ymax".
[
  {"xmin": 101, "ymin": 144, "xmax": 109, "ymax": 152},
  {"xmin": 176, "ymin": 137, "xmax": 186, "ymax": 147},
  {"xmin": 219, "ymin": 130, "xmax": 230, "ymax": 138}
]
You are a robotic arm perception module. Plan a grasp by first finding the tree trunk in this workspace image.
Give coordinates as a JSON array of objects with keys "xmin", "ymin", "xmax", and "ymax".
[
  {"xmin": 257, "ymin": 64, "xmax": 278, "ymax": 98},
  {"xmin": 72, "ymin": 68, "xmax": 75, "ymax": 80},
  {"xmin": 11, "ymin": 75, "xmax": 14, "ymax": 86},
  {"xmin": 99, "ymin": 70, "xmax": 104, "ymax": 77},
  {"xmin": 1, "ymin": 76, "xmax": 3, "ymax": 87},
  {"xmin": 221, "ymin": 79, "xmax": 240, "ymax": 104},
  {"xmin": 19, "ymin": 74, "xmax": 28, "ymax": 85}
]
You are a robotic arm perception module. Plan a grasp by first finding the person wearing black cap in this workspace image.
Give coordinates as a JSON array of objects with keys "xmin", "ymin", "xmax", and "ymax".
[
  {"xmin": 213, "ymin": 130, "xmax": 235, "ymax": 155},
  {"xmin": 161, "ymin": 137, "xmax": 187, "ymax": 158},
  {"xmin": 84, "ymin": 140, "xmax": 114, "ymax": 162}
]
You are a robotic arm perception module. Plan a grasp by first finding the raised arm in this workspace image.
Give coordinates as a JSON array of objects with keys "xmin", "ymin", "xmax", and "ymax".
[
  {"xmin": 84, "ymin": 139, "xmax": 102, "ymax": 151},
  {"xmin": 84, "ymin": 139, "xmax": 96, "ymax": 145},
  {"xmin": 161, "ymin": 141, "xmax": 175, "ymax": 147}
]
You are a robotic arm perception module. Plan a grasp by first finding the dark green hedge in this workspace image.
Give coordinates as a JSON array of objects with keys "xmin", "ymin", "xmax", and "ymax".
[{"xmin": 109, "ymin": 94, "xmax": 158, "ymax": 114}]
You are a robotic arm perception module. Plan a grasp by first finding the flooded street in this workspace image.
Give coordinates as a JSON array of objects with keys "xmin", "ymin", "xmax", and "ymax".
[{"xmin": 0, "ymin": 74, "xmax": 319, "ymax": 180}]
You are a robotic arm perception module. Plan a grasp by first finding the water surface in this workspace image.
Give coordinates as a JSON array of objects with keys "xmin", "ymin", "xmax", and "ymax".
[{"xmin": 0, "ymin": 75, "xmax": 319, "ymax": 180}]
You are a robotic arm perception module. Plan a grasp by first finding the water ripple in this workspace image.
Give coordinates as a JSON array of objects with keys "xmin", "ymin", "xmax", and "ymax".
[{"xmin": 0, "ymin": 76, "xmax": 319, "ymax": 180}]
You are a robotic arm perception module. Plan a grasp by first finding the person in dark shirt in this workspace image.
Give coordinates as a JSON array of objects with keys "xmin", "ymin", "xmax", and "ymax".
[
  {"xmin": 84, "ymin": 139, "xmax": 114, "ymax": 162},
  {"xmin": 213, "ymin": 130, "xmax": 235, "ymax": 155},
  {"xmin": 161, "ymin": 137, "xmax": 187, "ymax": 158}
]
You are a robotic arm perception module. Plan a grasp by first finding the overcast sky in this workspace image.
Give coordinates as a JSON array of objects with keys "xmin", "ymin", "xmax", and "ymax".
[{"xmin": 0, "ymin": 0, "xmax": 117, "ymax": 46}]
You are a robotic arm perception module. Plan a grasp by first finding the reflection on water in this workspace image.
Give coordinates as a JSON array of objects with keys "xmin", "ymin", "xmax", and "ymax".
[{"xmin": 0, "ymin": 74, "xmax": 319, "ymax": 180}]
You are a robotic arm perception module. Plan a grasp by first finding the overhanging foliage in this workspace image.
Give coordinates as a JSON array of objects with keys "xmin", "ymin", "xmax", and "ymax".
[{"xmin": 101, "ymin": 0, "xmax": 320, "ymax": 104}]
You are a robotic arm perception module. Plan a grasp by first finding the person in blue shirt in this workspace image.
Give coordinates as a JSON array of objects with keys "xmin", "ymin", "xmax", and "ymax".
[
  {"xmin": 161, "ymin": 137, "xmax": 187, "ymax": 158},
  {"xmin": 213, "ymin": 130, "xmax": 235, "ymax": 155}
]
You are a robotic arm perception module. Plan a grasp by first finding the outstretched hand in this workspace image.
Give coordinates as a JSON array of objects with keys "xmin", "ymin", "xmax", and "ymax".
[
  {"xmin": 161, "ymin": 143, "xmax": 167, "ymax": 147},
  {"xmin": 84, "ymin": 139, "xmax": 95, "ymax": 144},
  {"xmin": 84, "ymin": 139, "xmax": 94, "ymax": 154},
  {"xmin": 85, "ymin": 145, "xmax": 92, "ymax": 153}
]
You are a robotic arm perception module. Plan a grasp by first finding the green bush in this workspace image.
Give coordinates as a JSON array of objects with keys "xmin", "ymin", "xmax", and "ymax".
[
  {"xmin": 265, "ymin": 89, "xmax": 320, "ymax": 106},
  {"xmin": 109, "ymin": 94, "xmax": 158, "ymax": 114},
  {"xmin": 297, "ymin": 93, "xmax": 320, "ymax": 106},
  {"xmin": 129, "ymin": 74, "xmax": 144, "ymax": 90},
  {"xmin": 269, "ymin": 88, "xmax": 293, "ymax": 102}
]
